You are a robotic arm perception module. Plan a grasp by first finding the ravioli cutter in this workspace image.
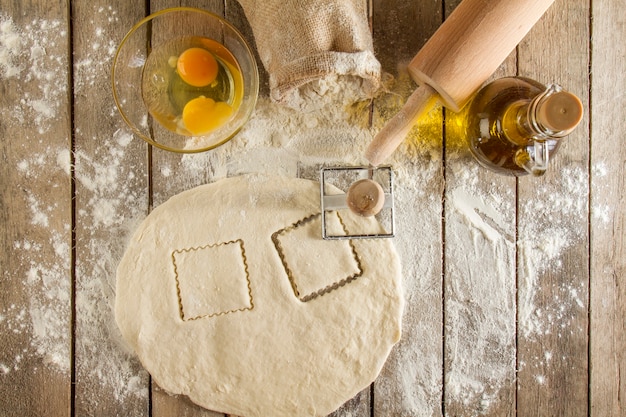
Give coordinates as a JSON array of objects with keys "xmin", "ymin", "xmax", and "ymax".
[{"xmin": 320, "ymin": 166, "xmax": 394, "ymax": 240}]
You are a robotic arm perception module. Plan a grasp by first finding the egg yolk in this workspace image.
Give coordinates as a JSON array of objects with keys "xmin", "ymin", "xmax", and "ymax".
[
  {"xmin": 182, "ymin": 96, "xmax": 234, "ymax": 135},
  {"xmin": 176, "ymin": 47, "xmax": 219, "ymax": 87}
]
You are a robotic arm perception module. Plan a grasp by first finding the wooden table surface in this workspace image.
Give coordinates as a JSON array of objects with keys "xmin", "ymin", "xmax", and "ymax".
[{"xmin": 1, "ymin": 0, "xmax": 624, "ymax": 416}]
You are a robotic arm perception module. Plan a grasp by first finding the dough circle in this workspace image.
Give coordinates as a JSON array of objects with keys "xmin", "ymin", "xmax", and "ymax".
[{"xmin": 115, "ymin": 174, "xmax": 403, "ymax": 417}]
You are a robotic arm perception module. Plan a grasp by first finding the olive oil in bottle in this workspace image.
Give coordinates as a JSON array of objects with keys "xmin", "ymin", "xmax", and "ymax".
[{"xmin": 462, "ymin": 77, "xmax": 583, "ymax": 176}]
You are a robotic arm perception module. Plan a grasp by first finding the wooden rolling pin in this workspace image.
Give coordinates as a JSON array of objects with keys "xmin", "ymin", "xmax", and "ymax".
[{"xmin": 365, "ymin": 0, "xmax": 556, "ymax": 166}]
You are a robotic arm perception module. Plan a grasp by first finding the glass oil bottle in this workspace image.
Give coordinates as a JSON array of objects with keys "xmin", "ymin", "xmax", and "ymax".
[{"xmin": 461, "ymin": 76, "xmax": 583, "ymax": 176}]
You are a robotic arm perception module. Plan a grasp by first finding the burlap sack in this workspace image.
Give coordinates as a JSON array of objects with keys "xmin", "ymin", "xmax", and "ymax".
[{"xmin": 237, "ymin": 0, "xmax": 382, "ymax": 105}]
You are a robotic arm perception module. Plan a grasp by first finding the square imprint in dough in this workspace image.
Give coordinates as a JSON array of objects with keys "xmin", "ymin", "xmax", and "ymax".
[
  {"xmin": 172, "ymin": 240, "xmax": 252, "ymax": 321},
  {"xmin": 273, "ymin": 213, "xmax": 362, "ymax": 302}
]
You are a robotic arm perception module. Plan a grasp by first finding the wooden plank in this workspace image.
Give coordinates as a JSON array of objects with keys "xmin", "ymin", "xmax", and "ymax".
[
  {"xmin": 147, "ymin": 1, "xmax": 227, "ymax": 416},
  {"xmin": 370, "ymin": 1, "xmax": 446, "ymax": 416},
  {"xmin": 324, "ymin": 1, "xmax": 373, "ymax": 415},
  {"xmin": 516, "ymin": 0, "xmax": 590, "ymax": 415},
  {"xmin": 71, "ymin": 0, "xmax": 151, "ymax": 415},
  {"xmin": 440, "ymin": 1, "xmax": 519, "ymax": 415},
  {"xmin": 0, "ymin": 1, "xmax": 72, "ymax": 416},
  {"xmin": 589, "ymin": 0, "xmax": 626, "ymax": 414},
  {"xmin": 372, "ymin": 0, "xmax": 442, "ymax": 72}
]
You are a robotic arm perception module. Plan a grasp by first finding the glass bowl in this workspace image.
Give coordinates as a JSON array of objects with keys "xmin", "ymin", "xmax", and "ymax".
[{"xmin": 112, "ymin": 7, "xmax": 259, "ymax": 153}]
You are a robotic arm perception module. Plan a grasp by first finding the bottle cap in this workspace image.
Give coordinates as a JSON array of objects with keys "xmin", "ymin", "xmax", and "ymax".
[{"xmin": 537, "ymin": 91, "xmax": 583, "ymax": 132}]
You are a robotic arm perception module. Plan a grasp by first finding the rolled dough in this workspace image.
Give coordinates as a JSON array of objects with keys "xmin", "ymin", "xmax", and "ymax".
[{"xmin": 115, "ymin": 173, "xmax": 403, "ymax": 416}]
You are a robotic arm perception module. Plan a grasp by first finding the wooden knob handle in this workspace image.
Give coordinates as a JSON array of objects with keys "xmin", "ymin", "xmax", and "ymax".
[{"xmin": 346, "ymin": 179, "xmax": 385, "ymax": 217}]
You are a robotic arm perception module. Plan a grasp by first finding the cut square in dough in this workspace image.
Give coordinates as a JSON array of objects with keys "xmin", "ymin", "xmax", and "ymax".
[
  {"xmin": 172, "ymin": 239, "xmax": 253, "ymax": 321},
  {"xmin": 272, "ymin": 213, "xmax": 362, "ymax": 302}
]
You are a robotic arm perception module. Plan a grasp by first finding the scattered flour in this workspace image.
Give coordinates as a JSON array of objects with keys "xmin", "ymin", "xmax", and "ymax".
[
  {"xmin": 444, "ymin": 156, "xmax": 589, "ymax": 412},
  {"xmin": 591, "ymin": 162, "xmax": 612, "ymax": 224},
  {"xmin": 443, "ymin": 161, "xmax": 517, "ymax": 414},
  {"xmin": 0, "ymin": 15, "xmax": 68, "ymax": 133},
  {"xmin": 69, "ymin": 5, "xmax": 150, "ymax": 404},
  {"xmin": 2, "ymin": 8, "xmax": 596, "ymax": 417},
  {"xmin": 73, "ymin": 6, "xmax": 119, "ymax": 94},
  {"xmin": 1, "ymin": 13, "xmax": 73, "ymax": 382},
  {"xmin": 517, "ymin": 165, "xmax": 589, "ymax": 339},
  {"xmin": 1, "ymin": 8, "xmax": 149, "ymax": 406}
]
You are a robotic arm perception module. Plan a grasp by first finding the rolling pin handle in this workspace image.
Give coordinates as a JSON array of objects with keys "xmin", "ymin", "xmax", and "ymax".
[{"xmin": 365, "ymin": 84, "xmax": 438, "ymax": 166}]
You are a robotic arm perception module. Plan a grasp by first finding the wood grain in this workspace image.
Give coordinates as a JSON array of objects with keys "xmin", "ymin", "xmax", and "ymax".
[
  {"xmin": 589, "ymin": 0, "xmax": 626, "ymax": 414},
  {"xmin": 441, "ymin": 0, "xmax": 518, "ymax": 414},
  {"xmin": 0, "ymin": 0, "xmax": 72, "ymax": 416},
  {"xmin": 146, "ymin": 1, "xmax": 227, "ymax": 416},
  {"xmin": 371, "ymin": 1, "xmax": 445, "ymax": 416},
  {"xmin": 71, "ymin": 0, "xmax": 151, "ymax": 415},
  {"xmin": 516, "ymin": 0, "xmax": 590, "ymax": 415}
]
